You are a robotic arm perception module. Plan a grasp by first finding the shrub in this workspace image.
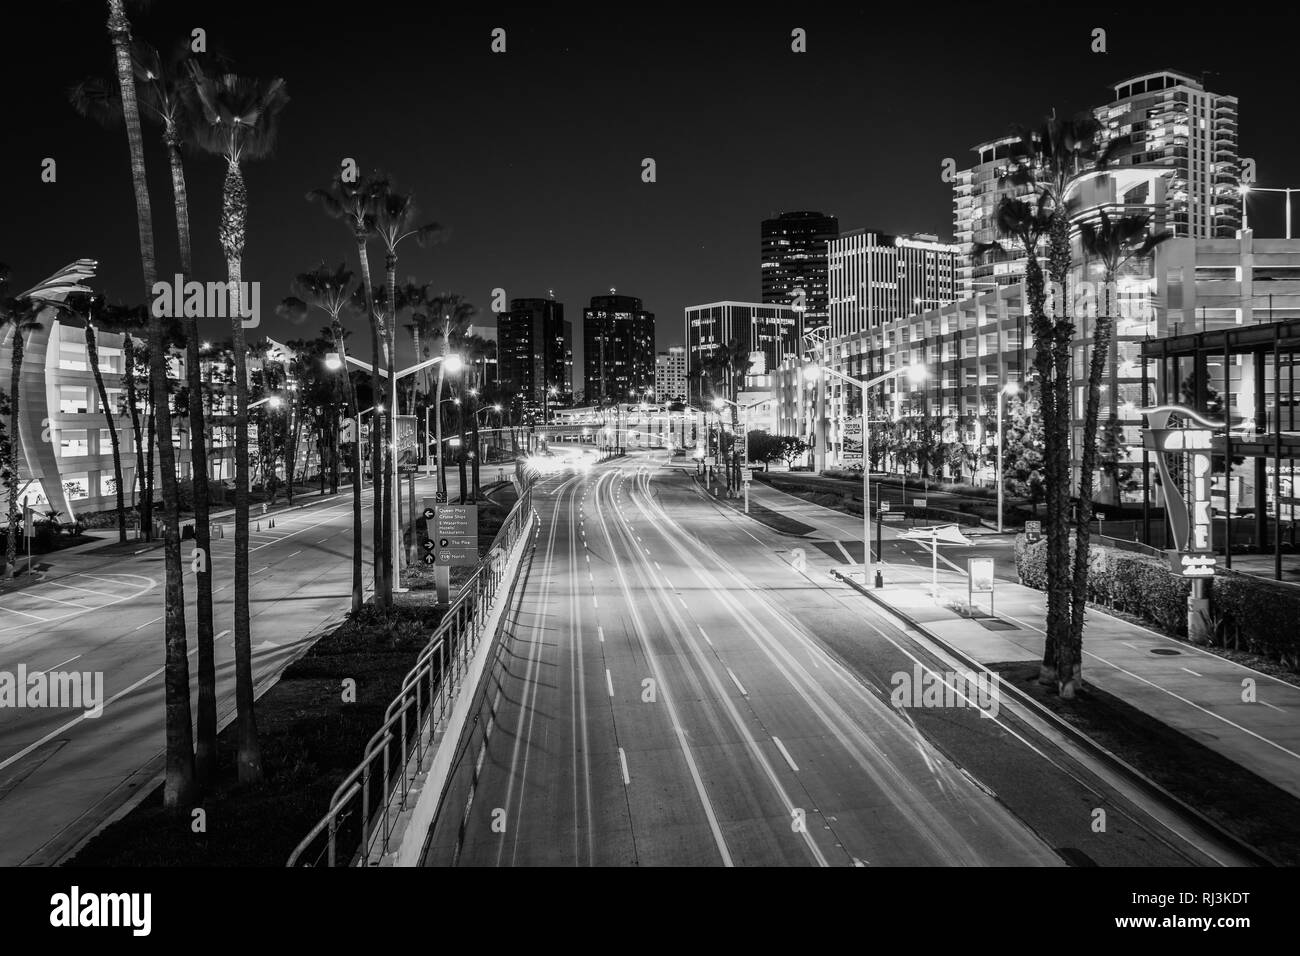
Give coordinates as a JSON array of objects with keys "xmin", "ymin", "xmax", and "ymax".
[{"xmin": 1014, "ymin": 534, "xmax": 1300, "ymax": 667}]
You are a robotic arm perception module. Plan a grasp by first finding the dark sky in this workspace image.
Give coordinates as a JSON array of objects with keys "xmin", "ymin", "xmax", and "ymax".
[{"xmin": 5, "ymin": 2, "xmax": 1298, "ymax": 374}]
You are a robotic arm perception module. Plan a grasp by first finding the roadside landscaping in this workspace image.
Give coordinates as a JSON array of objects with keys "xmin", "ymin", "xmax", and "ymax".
[
  {"xmin": 65, "ymin": 602, "xmax": 444, "ymax": 867},
  {"xmin": 1014, "ymin": 534, "xmax": 1300, "ymax": 673}
]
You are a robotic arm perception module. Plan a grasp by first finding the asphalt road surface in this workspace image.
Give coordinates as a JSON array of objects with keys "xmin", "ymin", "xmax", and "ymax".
[{"xmin": 422, "ymin": 452, "xmax": 1233, "ymax": 866}]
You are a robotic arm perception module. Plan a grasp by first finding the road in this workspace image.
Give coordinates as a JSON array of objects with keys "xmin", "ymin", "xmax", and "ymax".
[
  {"xmin": 0, "ymin": 475, "xmax": 454, "ymax": 865},
  {"xmin": 422, "ymin": 451, "xmax": 1226, "ymax": 866}
]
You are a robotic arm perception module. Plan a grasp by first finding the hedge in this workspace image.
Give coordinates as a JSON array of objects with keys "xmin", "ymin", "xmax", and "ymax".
[{"xmin": 1015, "ymin": 534, "xmax": 1300, "ymax": 669}]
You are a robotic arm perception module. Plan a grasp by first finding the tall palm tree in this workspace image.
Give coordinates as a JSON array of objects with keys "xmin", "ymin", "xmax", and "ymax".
[
  {"xmin": 372, "ymin": 185, "xmax": 439, "ymax": 592},
  {"xmin": 76, "ymin": 295, "xmax": 129, "ymax": 544},
  {"xmin": 1000, "ymin": 112, "xmax": 1113, "ymax": 691},
  {"xmin": 287, "ymin": 264, "xmax": 364, "ymax": 612},
  {"xmin": 187, "ymin": 62, "xmax": 289, "ymax": 784},
  {"xmin": 97, "ymin": 302, "xmax": 147, "ymax": 527},
  {"xmin": 423, "ymin": 295, "xmax": 475, "ymax": 497},
  {"xmin": 103, "ymin": 0, "xmax": 196, "ymax": 807},
  {"xmin": 308, "ymin": 171, "xmax": 388, "ymax": 608},
  {"xmin": 1061, "ymin": 212, "xmax": 1171, "ymax": 694}
]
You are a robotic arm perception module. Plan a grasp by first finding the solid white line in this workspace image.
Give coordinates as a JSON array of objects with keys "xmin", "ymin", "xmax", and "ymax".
[
  {"xmin": 772, "ymin": 736, "xmax": 799, "ymax": 772},
  {"xmin": 134, "ymin": 616, "xmax": 162, "ymax": 631},
  {"xmin": 605, "ymin": 669, "xmax": 614, "ymax": 698},
  {"xmin": 0, "ymin": 605, "xmax": 51, "ymax": 622},
  {"xmin": 618, "ymin": 748, "xmax": 630, "ymax": 785},
  {"xmin": 45, "ymin": 581, "xmax": 116, "ymax": 599},
  {"xmin": 19, "ymin": 592, "xmax": 89, "ymax": 609},
  {"xmin": 727, "ymin": 668, "xmax": 748, "ymax": 697}
]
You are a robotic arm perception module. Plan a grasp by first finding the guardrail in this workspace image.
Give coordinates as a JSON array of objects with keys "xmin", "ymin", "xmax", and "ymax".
[{"xmin": 287, "ymin": 479, "xmax": 537, "ymax": 867}]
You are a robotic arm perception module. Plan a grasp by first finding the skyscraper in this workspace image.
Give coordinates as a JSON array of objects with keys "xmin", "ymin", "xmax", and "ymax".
[
  {"xmin": 1096, "ymin": 69, "xmax": 1242, "ymax": 238},
  {"xmin": 684, "ymin": 301, "xmax": 801, "ymax": 404},
  {"xmin": 497, "ymin": 295, "xmax": 572, "ymax": 413},
  {"xmin": 761, "ymin": 211, "xmax": 839, "ymax": 335},
  {"xmin": 825, "ymin": 230, "xmax": 959, "ymax": 338},
  {"xmin": 952, "ymin": 135, "xmax": 1039, "ymax": 298},
  {"xmin": 655, "ymin": 347, "xmax": 687, "ymax": 404},
  {"xmin": 582, "ymin": 292, "xmax": 656, "ymax": 404}
]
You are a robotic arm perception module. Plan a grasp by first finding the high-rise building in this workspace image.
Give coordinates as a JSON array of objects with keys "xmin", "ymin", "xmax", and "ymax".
[
  {"xmin": 761, "ymin": 211, "xmax": 838, "ymax": 335},
  {"xmin": 953, "ymin": 70, "xmax": 1242, "ymax": 297},
  {"xmin": 684, "ymin": 301, "xmax": 801, "ymax": 404},
  {"xmin": 1096, "ymin": 69, "xmax": 1242, "ymax": 238},
  {"xmin": 497, "ymin": 295, "xmax": 572, "ymax": 412},
  {"xmin": 582, "ymin": 292, "xmax": 656, "ymax": 404},
  {"xmin": 655, "ymin": 347, "xmax": 688, "ymax": 404},
  {"xmin": 826, "ymin": 230, "xmax": 959, "ymax": 339}
]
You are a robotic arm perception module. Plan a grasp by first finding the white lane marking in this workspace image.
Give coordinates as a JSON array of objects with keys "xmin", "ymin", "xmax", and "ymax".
[
  {"xmin": 19, "ymin": 591, "xmax": 90, "ymax": 609},
  {"xmin": 654, "ymin": 561, "xmax": 662, "ymax": 570},
  {"xmin": 134, "ymin": 616, "xmax": 162, "ymax": 631},
  {"xmin": 592, "ymin": 596, "xmax": 599, "ymax": 609},
  {"xmin": 1262, "ymin": 701, "xmax": 1286, "ymax": 713},
  {"xmin": 597, "ymin": 625, "xmax": 605, "ymax": 643},
  {"xmin": 727, "ymin": 668, "xmax": 748, "ymax": 697},
  {"xmin": 253, "ymin": 566, "xmax": 269, "ymax": 575},
  {"xmin": 1122, "ymin": 641, "xmax": 1140, "ymax": 650},
  {"xmin": 698, "ymin": 625, "xmax": 712, "ymax": 647},
  {"xmin": 618, "ymin": 748, "xmax": 630, "ymax": 786},
  {"xmin": 677, "ymin": 595, "xmax": 688, "ymax": 609},
  {"xmin": 1180, "ymin": 667, "xmax": 1202, "ymax": 677},
  {"xmin": 216, "ymin": 630, "xmax": 231, "ymax": 641},
  {"xmin": 45, "ymin": 581, "xmax": 115, "ymax": 599},
  {"xmin": 0, "ymin": 605, "xmax": 51, "ymax": 622},
  {"xmin": 288, "ymin": 550, "xmax": 302, "ymax": 558},
  {"xmin": 30, "ymin": 655, "xmax": 81, "ymax": 677},
  {"xmin": 772, "ymin": 736, "xmax": 800, "ymax": 773},
  {"xmin": 605, "ymin": 669, "xmax": 614, "ymax": 697}
]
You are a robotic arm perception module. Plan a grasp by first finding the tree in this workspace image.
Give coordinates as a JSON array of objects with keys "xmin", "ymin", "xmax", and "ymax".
[
  {"xmin": 309, "ymin": 170, "xmax": 388, "ymax": 608},
  {"xmin": 777, "ymin": 435, "xmax": 810, "ymax": 469},
  {"xmin": 422, "ymin": 294, "xmax": 474, "ymax": 498},
  {"xmin": 68, "ymin": 294, "xmax": 129, "ymax": 544},
  {"xmin": 104, "ymin": 0, "xmax": 196, "ymax": 808},
  {"xmin": 1068, "ymin": 212, "xmax": 1172, "ymax": 674},
  {"xmin": 1097, "ymin": 418, "xmax": 1135, "ymax": 505},
  {"xmin": 187, "ymin": 61, "xmax": 289, "ymax": 784},
  {"xmin": 747, "ymin": 430, "xmax": 784, "ymax": 470},
  {"xmin": 1003, "ymin": 392, "xmax": 1046, "ymax": 516}
]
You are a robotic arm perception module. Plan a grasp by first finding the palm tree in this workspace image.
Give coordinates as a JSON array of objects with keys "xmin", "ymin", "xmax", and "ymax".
[
  {"xmin": 76, "ymin": 295, "xmax": 129, "ymax": 544},
  {"xmin": 97, "ymin": 302, "xmax": 147, "ymax": 528},
  {"xmin": 372, "ymin": 185, "xmax": 439, "ymax": 592},
  {"xmin": 1059, "ymin": 212, "xmax": 1171, "ymax": 694},
  {"xmin": 286, "ymin": 263, "xmax": 364, "ymax": 612},
  {"xmin": 308, "ymin": 171, "xmax": 388, "ymax": 609},
  {"xmin": 187, "ymin": 62, "xmax": 289, "ymax": 784},
  {"xmin": 1001, "ymin": 112, "xmax": 1113, "ymax": 692},
  {"xmin": 103, "ymin": 0, "xmax": 196, "ymax": 808},
  {"xmin": 423, "ymin": 295, "xmax": 475, "ymax": 497}
]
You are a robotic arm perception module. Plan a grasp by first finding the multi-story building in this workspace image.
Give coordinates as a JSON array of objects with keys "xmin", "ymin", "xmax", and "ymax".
[
  {"xmin": 826, "ymin": 230, "xmax": 960, "ymax": 339},
  {"xmin": 581, "ymin": 292, "xmax": 656, "ymax": 404},
  {"xmin": 497, "ymin": 295, "xmax": 573, "ymax": 412},
  {"xmin": 774, "ymin": 231, "xmax": 1300, "ymax": 509},
  {"xmin": 655, "ymin": 346, "xmax": 688, "ymax": 404},
  {"xmin": 761, "ymin": 211, "xmax": 839, "ymax": 335},
  {"xmin": 684, "ymin": 301, "xmax": 801, "ymax": 404},
  {"xmin": 1097, "ymin": 69, "xmax": 1242, "ymax": 239},
  {"xmin": 953, "ymin": 70, "xmax": 1242, "ymax": 298}
]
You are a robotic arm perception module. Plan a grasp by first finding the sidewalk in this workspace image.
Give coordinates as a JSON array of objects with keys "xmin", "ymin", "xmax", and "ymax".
[{"xmin": 848, "ymin": 561, "xmax": 1300, "ymax": 802}]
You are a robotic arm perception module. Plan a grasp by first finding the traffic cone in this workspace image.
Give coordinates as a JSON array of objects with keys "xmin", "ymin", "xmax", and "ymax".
[{"xmin": 256, "ymin": 522, "xmax": 261, "ymax": 532}]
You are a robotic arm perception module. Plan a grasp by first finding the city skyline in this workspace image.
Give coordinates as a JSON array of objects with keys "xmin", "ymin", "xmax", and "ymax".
[{"xmin": 8, "ymin": 6, "xmax": 1299, "ymax": 369}]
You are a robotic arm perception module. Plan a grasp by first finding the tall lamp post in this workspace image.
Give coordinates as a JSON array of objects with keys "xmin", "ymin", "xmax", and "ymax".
[
  {"xmin": 996, "ymin": 381, "xmax": 1020, "ymax": 534},
  {"xmin": 344, "ymin": 351, "xmax": 462, "ymax": 599},
  {"xmin": 713, "ymin": 395, "xmax": 776, "ymax": 512},
  {"xmin": 820, "ymin": 363, "xmax": 927, "ymax": 587},
  {"xmin": 1242, "ymin": 184, "xmax": 1296, "ymax": 238}
]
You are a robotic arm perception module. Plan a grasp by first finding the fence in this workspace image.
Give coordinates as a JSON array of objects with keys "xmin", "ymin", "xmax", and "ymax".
[{"xmin": 286, "ymin": 479, "xmax": 537, "ymax": 867}]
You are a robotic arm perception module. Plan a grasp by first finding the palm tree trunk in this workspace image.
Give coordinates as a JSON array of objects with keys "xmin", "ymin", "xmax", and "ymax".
[
  {"xmin": 457, "ymin": 391, "xmax": 468, "ymax": 504},
  {"xmin": 7, "ymin": 330, "xmax": 23, "ymax": 578},
  {"xmin": 220, "ymin": 157, "xmax": 264, "ymax": 783},
  {"xmin": 107, "ymin": 0, "xmax": 194, "ymax": 807},
  {"xmin": 122, "ymin": 332, "xmax": 143, "ymax": 528},
  {"xmin": 336, "ymin": 325, "xmax": 363, "ymax": 613},
  {"xmin": 355, "ymin": 233, "xmax": 386, "ymax": 610},
  {"xmin": 383, "ymin": 253, "xmax": 397, "ymax": 596},
  {"xmin": 85, "ymin": 323, "xmax": 127, "ymax": 544},
  {"xmin": 470, "ymin": 379, "xmax": 481, "ymax": 500}
]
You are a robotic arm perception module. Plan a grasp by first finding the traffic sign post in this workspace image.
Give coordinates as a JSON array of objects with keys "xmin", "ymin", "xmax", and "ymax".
[
  {"xmin": 422, "ymin": 497, "xmax": 479, "ymax": 604},
  {"xmin": 1024, "ymin": 519, "xmax": 1042, "ymax": 543}
]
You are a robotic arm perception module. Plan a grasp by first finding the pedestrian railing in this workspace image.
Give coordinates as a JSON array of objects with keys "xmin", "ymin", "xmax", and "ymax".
[{"xmin": 286, "ymin": 480, "xmax": 537, "ymax": 867}]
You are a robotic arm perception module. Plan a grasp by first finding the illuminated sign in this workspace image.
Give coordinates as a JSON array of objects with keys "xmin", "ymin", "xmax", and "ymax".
[
  {"xmin": 968, "ymin": 558, "xmax": 995, "ymax": 593},
  {"xmin": 1168, "ymin": 550, "xmax": 1217, "ymax": 578},
  {"xmin": 1143, "ymin": 425, "xmax": 1214, "ymax": 557}
]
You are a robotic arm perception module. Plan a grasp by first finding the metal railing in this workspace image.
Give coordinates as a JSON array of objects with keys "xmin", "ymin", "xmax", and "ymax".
[{"xmin": 287, "ymin": 478, "xmax": 536, "ymax": 867}]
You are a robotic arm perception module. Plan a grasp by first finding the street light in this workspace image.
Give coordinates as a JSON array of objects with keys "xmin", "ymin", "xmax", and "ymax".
[
  {"xmin": 713, "ymin": 395, "xmax": 775, "ymax": 512},
  {"xmin": 324, "ymin": 351, "xmax": 342, "ymax": 371},
  {"xmin": 996, "ymin": 381, "xmax": 1020, "ymax": 534},
  {"xmin": 1242, "ymin": 184, "xmax": 1297, "ymax": 238},
  {"xmin": 819, "ymin": 362, "xmax": 927, "ymax": 587},
  {"xmin": 248, "ymin": 394, "xmax": 283, "ymax": 410}
]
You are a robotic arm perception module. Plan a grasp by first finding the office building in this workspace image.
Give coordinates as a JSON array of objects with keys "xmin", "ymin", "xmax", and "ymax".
[
  {"xmin": 761, "ymin": 211, "xmax": 838, "ymax": 335},
  {"xmin": 655, "ymin": 347, "xmax": 688, "ymax": 404},
  {"xmin": 582, "ymin": 292, "xmax": 656, "ymax": 404},
  {"xmin": 684, "ymin": 301, "xmax": 801, "ymax": 404},
  {"xmin": 497, "ymin": 295, "xmax": 573, "ymax": 412},
  {"xmin": 826, "ymin": 230, "xmax": 959, "ymax": 339}
]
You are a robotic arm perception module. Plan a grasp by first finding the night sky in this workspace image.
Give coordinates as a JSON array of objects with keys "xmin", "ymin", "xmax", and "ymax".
[{"xmin": 5, "ymin": 3, "xmax": 1298, "ymax": 376}]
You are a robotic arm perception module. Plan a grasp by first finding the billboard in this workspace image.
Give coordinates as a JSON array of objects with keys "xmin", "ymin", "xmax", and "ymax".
[{"xmin": 842, "ymin": 419, "xmax": 863, "ymax": 462}]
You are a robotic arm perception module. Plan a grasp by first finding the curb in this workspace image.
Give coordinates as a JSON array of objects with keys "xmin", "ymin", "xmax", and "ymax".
[{"xmin": 831, "ymin": 567, "xmax": 1279, "ymax": 868}]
